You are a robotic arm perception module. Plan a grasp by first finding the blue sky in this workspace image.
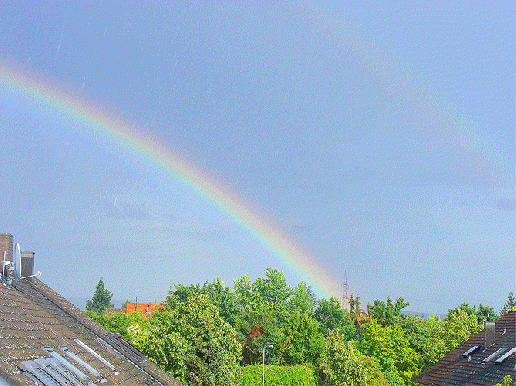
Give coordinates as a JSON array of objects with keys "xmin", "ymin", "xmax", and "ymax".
[{"xmin": 0, "ymin": 1, "xmax": 514, "ymax": 315}]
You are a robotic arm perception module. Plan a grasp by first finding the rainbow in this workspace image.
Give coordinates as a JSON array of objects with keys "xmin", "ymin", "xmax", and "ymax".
[
  {"xmin": 1, "ymin": 4, "xmax": 512, "ymax": 300},
  {"xmin": 295, "ymin": 1, "xmax": 514, "ymax": 190},
  {"xmin": 0, "ymin": 58, "xmax": 342, "ymax": 299}
]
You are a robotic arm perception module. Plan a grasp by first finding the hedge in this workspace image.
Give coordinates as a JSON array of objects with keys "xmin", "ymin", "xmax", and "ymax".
[{"xmin": 240, "ymin": 365, "xmax": 317, "ymax": 386}]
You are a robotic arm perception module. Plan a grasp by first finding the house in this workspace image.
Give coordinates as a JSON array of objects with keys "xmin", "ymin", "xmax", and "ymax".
[
  {"xmin": 413, "ymin": 311, "xmax": 516, "ymax": 385},
  {"xmin": 0, "ymin": 234, "xmax": 183, "ymax": 385},
  {"xmin": 125, "ymin": 303, "xmax": 163, "ymax": 319}
]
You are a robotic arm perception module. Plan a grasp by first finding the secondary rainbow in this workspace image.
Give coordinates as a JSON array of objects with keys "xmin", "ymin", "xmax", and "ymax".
[
  {"xmin": 0, "ymin": 58, "xmax": 342, "ymax": 299},
  {"xmin": 295, "ymin": 1, "xmax": 514, "ymax": 190}
]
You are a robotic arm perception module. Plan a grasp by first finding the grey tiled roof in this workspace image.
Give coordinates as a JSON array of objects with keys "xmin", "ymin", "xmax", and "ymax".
[
  {"xmin": 413, "ymin": 311, "xmax": 516, "ymax": 385},
  {"xmin": 0, "ymin": 277, "xmax": 183, "ymax": 386}
]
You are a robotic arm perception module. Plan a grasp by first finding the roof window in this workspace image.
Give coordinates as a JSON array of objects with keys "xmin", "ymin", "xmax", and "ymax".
[
  {"xmin": 495, "ymin": 347, "xmax": 516, "ymax": 365},
  {"xmin": 483, "ymin": 347, "xmax": 506, "ymax": 362},
  {"xmin": 462, "ymin": 345, "xmax": 480, "ymax": 358}
]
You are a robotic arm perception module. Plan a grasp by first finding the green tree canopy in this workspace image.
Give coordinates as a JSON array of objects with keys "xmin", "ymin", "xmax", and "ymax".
[
  {"xmin": 396, "ymin": 314, "xmax": 446, "ymax": 369},
  {"xmin": 446, "ymin": 302, "xmax": 498, "ymax": 323},
  {"xmin": 85, "ymin": 277, "xmax": 114, "ymax": 313},
  {"xmin": 442, "ymin": 308, "xmax": 482, "ymax": 352},
  {"xmin": 167, "ymin": 278, "xmax": 240, "ymax": 327},
  {"xmin": 314, "ymin": 297, "xmax": 357, "ymax": 338},
  {"xmin": 500, "ymin": 292, "xmax": 516, "ymax": 315},
  {"xmin": 238, "ymin": 305, "xmax": 284, "ymax": 365},
  {"xmin": 359, "ymin": 319, "xmax": 421, "ymax": 383},
  {"xmin": 367, "ymin": 297, "xmax": 409, "ymax": 326},
  {"xmin": 289, "ymin": 281, "xmax": 317, "ymax": 314},
  {"xmin": 320, "ymin": 329, "xmax": 388, "ymax": 386},
  {"xmin": 234, "ymin": 268, "xmax": 293, "ymax": 314},
  {"xmin": 134, "ymin": 293, "xmax": 242, "ymax": 385},
  {"xmin": 279, "ymin": 311, "xmax": 325, "ymax": 365}
]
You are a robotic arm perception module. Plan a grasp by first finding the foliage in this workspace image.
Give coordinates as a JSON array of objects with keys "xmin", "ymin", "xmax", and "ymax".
[
  {"xmin": 446, "ymin": 302, "xmax": 498, "ymax": 323},
  {"xmin": 279, "ymin": 311, "xmax": 325, "ymax": 366},
  {"xmin": 442, "ymin": 308, "xmax": 482, "ymax": 352},
  {"xmin": 234, "ymin": 268, "xmax": 293, "ymax": 315},
  {"xmin": 240, "ymin": 365, "xmax": 317, "ymax": 386},
  {"xmin": 87, "ymin": 310, "xmax": 148, "ymax": 340},
  {"xmin": 238, "ymin": 306, "xmax": 283, "ymax": 365},
  {"xmin": 131, "ymin": 293, "xmax": 242, "ymax": 386},
  {"xmin": 289, "ymin": 281, "xmax": 317, "ymax": 314},
  {"xmin": 84, "ymin": 268, "xmax": 504, "ymax": 385},
  {"xmin": 396, "ymin": 314, "xmax": 446, "ymax": 369},
  {"xmin": 320, "ymin": 329, "xmax": 388, "ymax": 386},
  {"xmin": 85, "ymin": 277, "xmax": 114, "ymax": 313},
  {"xmin": 496, "ymin": 375, "xmax": 516, "ymax": 386},
  {"xmin": 232, "ymin": 268, "xmax": 322, "ymax": 366},
  {"xmin": 314, "ymin": 297, "xmax": 347, "ymax": 334},
  {"xmin": 348, "ymin": 294, "xmax": 365, "ymax": 321},
  {"xmin": 359, "ymin": 319, "xmax": 421, "ymax": 383},
  {"xmin": 168, "ymin": 278, "xmax": 240, "ymax": 327},
  {"xmin": 367, "ymin": 297, "xmax": 409, "ymax": 326},
  {"xmin": 500, "ymin": 292, "xmax": 516, "ymax": 315}
]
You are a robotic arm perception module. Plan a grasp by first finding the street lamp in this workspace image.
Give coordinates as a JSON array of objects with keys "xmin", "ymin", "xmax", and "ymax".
[{"xmin": 262, "ymin": 344, "xmax": 273, "ymax": 386}]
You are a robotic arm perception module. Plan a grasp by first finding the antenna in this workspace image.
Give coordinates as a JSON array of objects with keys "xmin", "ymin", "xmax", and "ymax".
[
  {"xmin": 341, "ymin": 271, "xmax": 350, "ymax": 310},
  {"xmin": 14, "ymin": 243, "xmax": 21, "ymax": 279}
]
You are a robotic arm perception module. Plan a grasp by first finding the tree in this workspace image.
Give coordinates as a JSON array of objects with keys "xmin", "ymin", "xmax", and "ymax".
[
  {"xmin": 396, "ymin": 314, "xmax": 446, "ymax": 368},
  {"xmin": 349, "ymin": 294, "xmax": 365, "ymax": 321},
  {"xmin": 314, "ymin": 297, "xmax": 346, "ymax": 334},
  {"xmin": 85, "ymin": 277, "xmax": 114, "ymax": 313},
  {"xmin": 167, "ymin": 278, "xmax": 240, "ymax": 327},
  {"xmin": 289, "ymin": 281, "xmax": 317, "ymax": 314},
  {"xmin": 135, "ymin": 293, "xmax": 242, "ymax": 385},
  {"xmin": 442, "ymin": 308, "xmax": 482, "ymax": 352},
  {"xmin": 314, "ymin": 297, "xmax": 358, "ymax": 341},
  {"xmin": 446, "ymin": 302, "xmax": 498, "ymax": 323},
  {"xmin": 496, "ymin": 375, "xmax": 516, "ymax": 386},
  {"xmin": 87, "ymin": 309, "xmax": 148, "ymax": 341},
  {"xmin": 320, "ymin": 329, "xmax": 388, "ymax": 386},
  {"xmin": 238, "ymin": 305, "xmax": 283, "ymax": 365},
  {"xmin": 367, "ymin": 297, "xmax": 409, "ymax": 326},
  {"xmin": 279, "ymin": 311, "xmax": 325, "ymax": 365},
  {"xmin": 251, "ymin": 267, "xmax": 293, "ymax": 314},
  {"xmin": 500, "ymin": 292, "xmax": 516, "ymax": 315},
  {"xmin": 476, "ymin": 304, "xmax": 498, "ymax": 322},
  {"xmin": 359, "ymin": 319, "xmax": 421, "ymax": 383},
  {"xmin": 201, "ymin": 277, "xmax": 240, "ymax": 327}
]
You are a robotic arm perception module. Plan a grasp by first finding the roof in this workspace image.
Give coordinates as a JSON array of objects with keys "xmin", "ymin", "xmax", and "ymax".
[
  {"xmin": 413, "ymin": 311, "xmax": 516, "ymax": 385},
  {"xmin": 125, "ymin": 303, "xmax": 163, "ymax": 319},
  {"xmin": 0, "ymin": 276, "xmax": 184, "ymax": 386}
]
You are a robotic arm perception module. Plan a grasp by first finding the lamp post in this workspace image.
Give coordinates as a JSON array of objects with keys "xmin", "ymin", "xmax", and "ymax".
[{"xmin": 262, "ymin": 344, "xmax": 273, "ymax": 386}]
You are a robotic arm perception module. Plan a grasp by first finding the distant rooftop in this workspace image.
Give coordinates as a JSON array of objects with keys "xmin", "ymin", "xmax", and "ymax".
[{"xmin": 413, "ymin": 311, "xmax": 516, "ymax": 385}]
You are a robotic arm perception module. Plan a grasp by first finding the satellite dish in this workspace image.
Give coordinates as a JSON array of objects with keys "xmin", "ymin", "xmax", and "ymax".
[{"xmin": 14, "ymin": 243, "xmax": 21, "ymax": 279}]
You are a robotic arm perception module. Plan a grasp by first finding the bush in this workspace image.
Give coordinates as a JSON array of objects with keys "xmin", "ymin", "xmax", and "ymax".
[{"xmin": 240, "ymin": 365, "xmax": 317, "ymax": 386}]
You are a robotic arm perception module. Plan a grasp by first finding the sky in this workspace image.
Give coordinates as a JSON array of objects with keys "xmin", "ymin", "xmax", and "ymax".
[{"xmin": 0, "ymin": 1, "xmax": 514, "ymax": 315}]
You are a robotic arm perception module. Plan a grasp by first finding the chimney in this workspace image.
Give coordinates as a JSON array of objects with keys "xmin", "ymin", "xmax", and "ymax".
[
  {"xmin": 484, "ymin": 320, "xmax": 495, "ymax": 348},
  {"xmin": 0, "ymin": 233, "xmax": 13, "ymax": 262},
  {"xmin": 20, "ymin": 251, "xmax": 35, "ymax": 278}
]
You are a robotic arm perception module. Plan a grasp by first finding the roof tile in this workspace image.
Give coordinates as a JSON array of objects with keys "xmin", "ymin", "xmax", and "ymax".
[
  {"xmin": 0, "ymin": 277, "xmax": 184, "ymax": 385},
  {"xmin": 413, "ymin": 311, "xmax": 516, "ymax": 385}
]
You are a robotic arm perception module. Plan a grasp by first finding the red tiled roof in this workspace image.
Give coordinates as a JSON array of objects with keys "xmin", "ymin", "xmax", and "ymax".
[
  {"xmin": 125, "ymin": 303, "xmax": 163, "ymax": 318},
  {"xmin": 413, "ymin": 311, "xmax": 516, "ymax": 385}
]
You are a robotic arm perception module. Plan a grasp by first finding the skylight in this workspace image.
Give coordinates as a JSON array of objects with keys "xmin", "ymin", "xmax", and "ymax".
[
  {"xmin": 462, "ymin": 345, "xmax": 480, "ymax": 358},
  {"xmin": 483, "ymin": 347, "xmax": 506, "ymax": 362},
  {"xmin": 495, "ymin": 347, "xmax": 516, "ymax": 365}
]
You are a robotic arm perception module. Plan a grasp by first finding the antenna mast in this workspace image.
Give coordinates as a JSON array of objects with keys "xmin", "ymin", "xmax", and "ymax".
[{"xmin": 341, "ymin": 271, "xmax": 350, "ymax": 310}]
